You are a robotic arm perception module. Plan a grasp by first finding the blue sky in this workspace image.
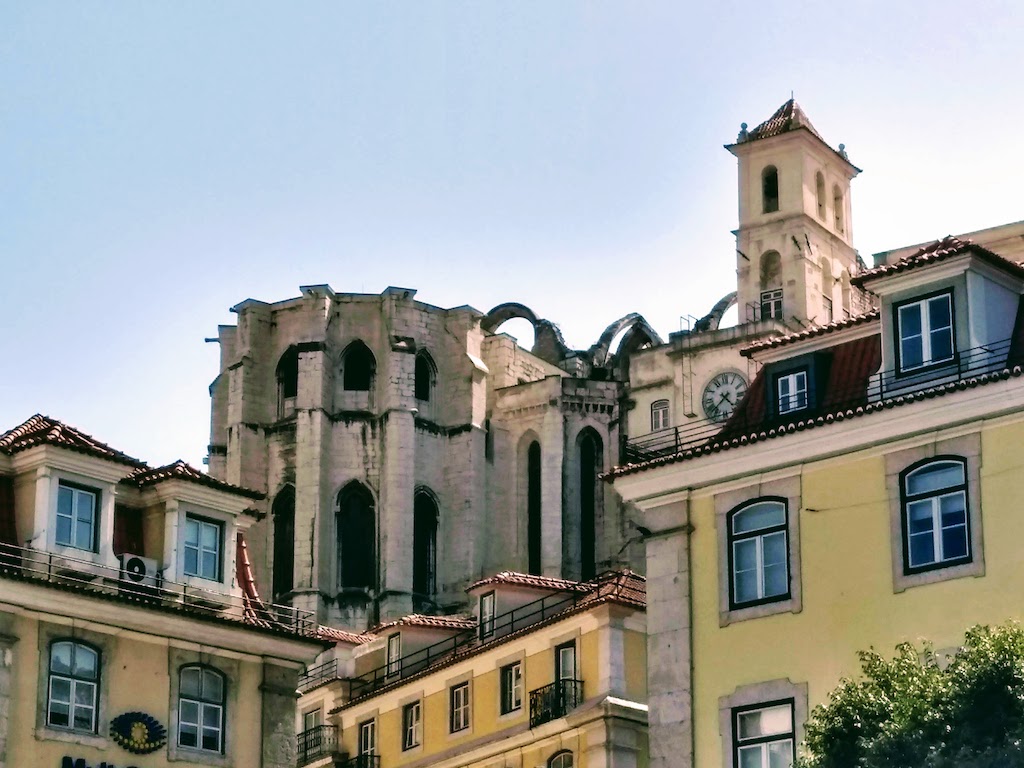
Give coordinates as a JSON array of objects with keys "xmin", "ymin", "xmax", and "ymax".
[{"xmin": 2, "ymin": 1, "xmax": 1022, "ymax": 468}]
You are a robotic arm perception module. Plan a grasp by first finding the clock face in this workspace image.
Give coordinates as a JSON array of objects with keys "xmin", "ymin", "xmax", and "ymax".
[{"xmin": 702, "ymin": 371, "xmax": 748, "ymax": 423}]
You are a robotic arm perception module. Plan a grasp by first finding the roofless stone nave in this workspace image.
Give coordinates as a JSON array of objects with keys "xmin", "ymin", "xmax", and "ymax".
[{"xmin": 204, "ymin": 99, "xmax": 1024, "ymax": 632}]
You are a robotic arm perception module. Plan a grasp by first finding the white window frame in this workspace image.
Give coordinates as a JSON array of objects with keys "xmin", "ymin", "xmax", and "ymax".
[
  {"xmin": 450, "ymin": 681, "xmax": 471, "ymax": 733},
  {"xmin": 177, "ymin": 666, "xmax": 225, "ymax": 754},
  {"xmin": 760, "ymin": 289, "xmax": 783, "ymax": 321},
  {"xmin": 776, "ymin": 371, "xmax": 808, "ymax": 414},
  {"xmin": 358, "ymin": 718, "xmax": 376, "ymax": 756},
  {"xmin": 302, "ymin": 707, "xmax": 321, "ymax": 732},
  {"xmin": 386, "ymin": 633, "xmax": 401, "ymax": 678},
  {"xmin": 500, "ymin": 661, "xmax": 523, "ymax": 714},
  {"xmin": 183, "ymin": 515, "xmax": 223, "ymax": 582},
  {"xmin": 650, "ymin": 399, "xmax": 670, "ymax": 432},
  {"xmin": 902, "ymin": 458, "xmax": 970, "ymax": 572},
  {"xmin": 402, "ymin": 700, "xmax": 421, "ymax": 751},
  {"xmin": 896, "ymin": 292, "xmax": 954, "ymax": 372},
  {"xmin": 47, "ymin": 640, "xmax": 99, "ymax": 732},
  {"xmin": 55, "ymin": 483, "xmax": 98, "ymax": 552},
  {"xmin": 732, "ymin": 700, "xmax": 795, "ymax": 768},
  {"xmin": 479, "ymin": 592, "xmax": 495, "ymax": 639}
]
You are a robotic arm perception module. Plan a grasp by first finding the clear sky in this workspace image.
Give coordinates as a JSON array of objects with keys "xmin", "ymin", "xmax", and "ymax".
[{"xmin": 2, "ymin": 1, "xmax": 1022, "ymax": 468}]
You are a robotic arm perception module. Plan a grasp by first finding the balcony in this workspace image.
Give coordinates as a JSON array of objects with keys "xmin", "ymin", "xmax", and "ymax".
[
  {"xmin": 529, "ymin": 679, "xmax": 584, "ymax": 728},
  {"xmin": 338, "ymin": 756, "xmax": 380, "ymax": 768},
  {"xmin": 298, "ymin": 659, "xmax": 338, "ymax": 693},
  {"xmin": 0, "ymin": 541, "xmax": 318, "ymax": 638},
  {"xmin": 296, "ymin": 724, "xmax": 339, "ymax": 766}
]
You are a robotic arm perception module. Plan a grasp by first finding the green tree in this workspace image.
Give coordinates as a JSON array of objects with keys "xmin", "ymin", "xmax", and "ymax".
[{"xmin": 797, "ymin": 623, "xmax": 1024, "ymax": 768}]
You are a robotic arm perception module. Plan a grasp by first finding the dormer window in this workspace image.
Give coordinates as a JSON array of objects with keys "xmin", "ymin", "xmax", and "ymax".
[
  {"xmin": 896, "ymin": 291, "xmax": 954, "ymax": 373},
  {"xmin": 479, "ymin": 591, "xmax": 495, "ymax": 639},
  {"xmin": 184, "ymin": 515, "xmax": 222, "ymax": 582},
  {"xmin": 56, "ymin": 483, "xmax": 98, "ymax": 552},
  {"xmin": 386, "ymin": 633, "xmax": 401, "ymax": 678},
  {"xmin": 777, "ymin": 371, "xmax": 808, "ymax": 414}
]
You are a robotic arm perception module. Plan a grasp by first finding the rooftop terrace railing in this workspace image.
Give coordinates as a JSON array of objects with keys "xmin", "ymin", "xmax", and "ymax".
[
  {"xmin": 298, "ymin": 658, "xmax": 339, "ymax": 693},
  {"xmin": 345, "ymin": 573, "xmax": 619, "ymax": 701},
  {"xmin": 624, "ymin": 336, "xmax": 1016, "ymax": 464},
  {"xmin": 0, "ymin": 541, "xmax": 318, "ymax": 637}
]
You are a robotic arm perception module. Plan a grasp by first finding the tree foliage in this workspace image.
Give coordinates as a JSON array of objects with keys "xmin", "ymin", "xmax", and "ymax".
[{"xmin": 796, "ymin": 623, "xmax": 1024, "ymax": 768}]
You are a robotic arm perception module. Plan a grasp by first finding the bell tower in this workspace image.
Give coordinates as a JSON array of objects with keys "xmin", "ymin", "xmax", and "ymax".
[{"xmin": 727, "ymin": 99, "xmax": 865, "ymax": 327}]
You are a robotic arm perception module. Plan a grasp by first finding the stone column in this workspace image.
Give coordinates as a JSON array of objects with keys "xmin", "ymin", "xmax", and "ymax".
[
  {"xmin": 260, "ymin": 662, "xmax": 301, "ymax": 768},
  {"xmin": 379, "ymin": 408, "xmax": 415, "ymax": 620}
]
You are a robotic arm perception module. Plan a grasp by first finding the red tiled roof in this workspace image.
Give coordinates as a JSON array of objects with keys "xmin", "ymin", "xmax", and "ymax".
[
  {"xmin": 122, "ymin": 460, "xmax": 263, "ymax": 500},
  {"xmin": 466, "ymin": 570, "xmax": 590, "ymax": 594},
  {"xmin": 741, "ymin": 310, "xmax": 880, "ymax": 356},
  {"xmin": 235, "ymin": 531, "xmax": 272, "ymax": 629},
  {"xmin": 0, "ymin": 414, "xmax": 145, "ymax": 467},
  {"xmin": 318, "ymin": 626, "xmax": 373, "ymax": 645},
  {"xmin": 744, "ymin": 98, "xmax": 824, "ymax": 143},
  {"xmin": 578, "ymin": 570, "xmax": 646, "ymax": 609},
  {"xmin": 852, "ymin": 236, "xmax": 1024, "ymax": 287},
  {"xmin": 368, "ymin": 614, "xmax": 478, "ymax": 634}
]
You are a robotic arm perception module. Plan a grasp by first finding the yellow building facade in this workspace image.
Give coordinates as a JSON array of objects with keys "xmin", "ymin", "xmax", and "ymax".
[
  {"xmin": 0, "ymin": 415, "xmax": 326, "ymax": 768},
  {"xmin": 611, "ymin": 235, "xmax": 1024, "ymax": 767},
  {"xmin": 296, "ymin": 571, "xmax": 648, "ymax": 768}
]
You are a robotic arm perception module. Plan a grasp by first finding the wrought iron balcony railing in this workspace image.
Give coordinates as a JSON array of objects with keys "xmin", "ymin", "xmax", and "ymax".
[
  {"xmin": 339, "ymin": 756, "xmax": 380, "ymax": 768},
  {"xmin": 298, "ymin": 659, "xmax": 338, "ymax": 692},
  {"xmin": 296, "ymin": 724, "xmax": 339, "ymax": 766},
  {"xmin": 529, "ymin": 679, "xmax": 584, "ymax": 728},
  {"xmin": 624, "ymin": 336, "xmax": 1018, "ymax": 464},
  {"xmin": 0, "ymin": 541, "xmax": 317, "ymax": 637}
]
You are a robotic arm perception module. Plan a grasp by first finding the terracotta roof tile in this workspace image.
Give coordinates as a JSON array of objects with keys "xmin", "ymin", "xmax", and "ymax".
[
  {"xmin": 368, "ymin": 614, "xmax": 478, "ymax": 634},
  {"xmin": 741, "ymin": 310, "xmax": 880, "ymax": 356},
  {"xmin": 466, "ymin": 570, "xmax": 590, "ymax": 594},
  {"xmin": 0, "ymin": 414, "xmax": 145, "ymax": 467},
  {"xmin": 852, "ymin": 236, "xmax": 1024, "ymax": 287},
  {"xmin": 744, "ymin": 98, "xmax": 824, "ymax": 143},
  {"xmin": 122, "ymin": 460, "xmax": 263, "ymax": 500},
  {"xmin": 317, "ymin": 626, "xmax": 373, "ymax": 645}
]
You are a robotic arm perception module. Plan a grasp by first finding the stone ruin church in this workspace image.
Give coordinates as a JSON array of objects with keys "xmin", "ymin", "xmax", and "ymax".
[{"xmin": 204, "ymin": 99, "xmax": 883, "ymax": 631}]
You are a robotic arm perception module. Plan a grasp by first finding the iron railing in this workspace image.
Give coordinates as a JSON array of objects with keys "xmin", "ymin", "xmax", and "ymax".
[
  {"xmin": 296, "ymin": 724, "xmax": 339, "ymax": 766},
  {"xmin": 529, "ymin": 679, "xmax": 584, "ymax": 728},
  {"xmin": 0, "ymin": 541, "xmax": 317, "ymax": 637},
  {"xmin": 345, "ymin": 574, "xmax": 620, "ymax": 701},
  {"xmin": 298, "ymin": 659, "xmax": 338, "ymax": 692},
  {"xmin": 339, "ymin": 756, "xmax": 380, "ymax": 768},
  {"xmin": 624, "ymin": 337, "xmax": 1017, "ymax": 464}
]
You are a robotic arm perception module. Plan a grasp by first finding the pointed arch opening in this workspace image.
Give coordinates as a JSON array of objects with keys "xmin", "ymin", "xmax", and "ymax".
[
  {"xmin": 276, "ymin": 347, "xmax": 299, "ymax": 418},
  {"xmin": 413, "ymin": 489, "xmax": 438, "ymax": 604},
  {"xmin": 342, "ymin": 341, "xmax": 376, "ymax": 392},
  {"xmin": 272, "ymin": 485, "xmax": 295, "ymax": 598},
  {"xmin": 762, "ymin": 165, "xmax": 779, "ymax": 213},
  {"xmin": 336, "ymin": 481, "xmax": 375, "ymax": 590},
  {"xmin": 527, "ymin": 441, "xmax": 542, "ymax": 575},
  {"xmin": 833, "ymin": 184, "xmax": 845, "ymax": 232},
  {"xmin": 577, "ymin": 428, "xmax": 602, "ymax": 581},
  {"xmin": 415, "ymin": 350, "xmax": 437, "ymax": 404},
  {"xmin": 815, "ymin": 171, "xmax": 826, "ymax": 220}
]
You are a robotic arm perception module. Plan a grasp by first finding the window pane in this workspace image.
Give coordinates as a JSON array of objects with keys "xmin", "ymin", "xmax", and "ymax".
[
  {"xmin": 203, "ymin": 670, "xmax": 224, "ymax": 702},
  {"xmin": 739, "ymin": 705, "xmax": 791, "ymax": 738},
  {"xmin": 734, "ymin": 567, "xmax": 758, "ymax": 604},
  {"xmin": 930, "ymin": 327, "xmax": 953, "ymax": 361},
  {"xmin": 738, "ymin": 744, "xmax": 764, "ymax": 768},
  {"xmin": 201, "ymin": 551, "xmax": 218, "ymax": 580},
  {"xmin": 942, "ymin": 524, "xmax": 968, "ymax": 560},
  {"xmin": 49, "ymin": 700, "xmax": 70, "ymax": 726},
  {"xmin": 181, "ymin": 668, "xmax": 201, "ymax": 698},
  {"xmin": 58, "ymin": 486, "xmax": 73, "ymax": 518},
  {"xmin": 907, "ymin": 501, "xmax": 934, "ymax": 534},
  {"xmin": 50, "ymin": 677, "xmax": 71, "ymax": 703},
  {"xmin": 900, "ymin": 304, "xmax": 922, "ymax": 336},
  {"xmin": 185, "ymin": 520, "xmax": 199, "ymax": 546},
  {"xmin": 74, "ymin": 681, "xmax": 94, "ymax": 706},
  {"xmin": 940, "ymin": 492, "xmax": 966, "ymax": 526},
  {"xmin": 74, "ymin": 519, "xmax": 93, "ymax": 550},
  {"xmin": 73, "ymin": 645, "xmax": 97, "ymax": 678},
  {"xmin": 768, "ymin": 739, "xmax": 794, "ymax": 768},
  {"xmin": 180, "ymin": 699, "xmax": 199, "ymax": 725},
  {"xmin": 909, "ymin": 531, "xmax": 935, "ymax": 567},
  {"xmin": 75, "ymin": 491, "xmax": 95, "ymax": 523},
  {"xmin": 761, "ymin": 532, "xmax": 787, "ymax": 567},
  {"xmin": 185, "ymin": 548, "xmax": 199, "ymax": 576},
  {"xmin": 907, "ymin": 463, "xmax": 964, "ymax": 495},
  {"xmin": 733, "ymin": 503, "xmax": 785, "ymax": 533},
  {"xmin": 179, "ymin": 724, "xmax": 198, "ymax": 747},
  {"xmin": 929, "ymin": 295, "xmax": 951, "ymax": 329},
  {"xmin": 202, "ymin": 704, "xmax": 221, "ymax": 728},
  {"xmin": 202, "ymin": 728, "xmax": 221, "ymax": 751},
  {"xmin": 763, "ymin": 562, "xmax": 788, "ymax": 598},
  {"xmin": 51, "ymin": 643, "xmax": 72, "ymax": 674},
  {"xmin": 201, "ymin": 522, "xmax": 218, "ymax": 550},
  {"xmin": 56, "ymin": 515, "xmax": 72, "ymax": 546},
  {"xmin": 901, "ymin": 336, "xmax": 924, "ymax": 369}
]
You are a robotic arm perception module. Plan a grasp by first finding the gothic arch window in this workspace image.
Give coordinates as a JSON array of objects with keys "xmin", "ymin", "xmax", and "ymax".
[
  {"xmin": 415, "ymin": 351, "xmax": 437, "ymax": 402},
  {"xmin": 577, "ymin": 429, "xmax": 602, "ymax": 581},
  {"xmin": 272, "ymin": 485, "xmax": 295, "ymax": 598},
  {"xmin": 342, "ymin": 341, "xmax": 376, "ymax": 392},
  {"xmin": 413, "ymin": 489, "xmax": 438, "ymax": 601},
  {"xmin": 336, "ymin": 481, "xmax": 375, "ymax": 590},
  {"xmin": 762, "ymin": 166, "xmax": 779, "ymax": 213},
  {"xmin": 833, "ymin": 184, "xmax": 844, "ymax": 233},
  {"xmin": 276, "ymin": 347, "xmax": 299, "ymax": 417},
  {"xmin": 527, "ymin": 440, "xmax": 542, "ymax": 575},
  {"xmin": 815, "ymin": 171, "xmax": 826, "ymax": 220}
]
